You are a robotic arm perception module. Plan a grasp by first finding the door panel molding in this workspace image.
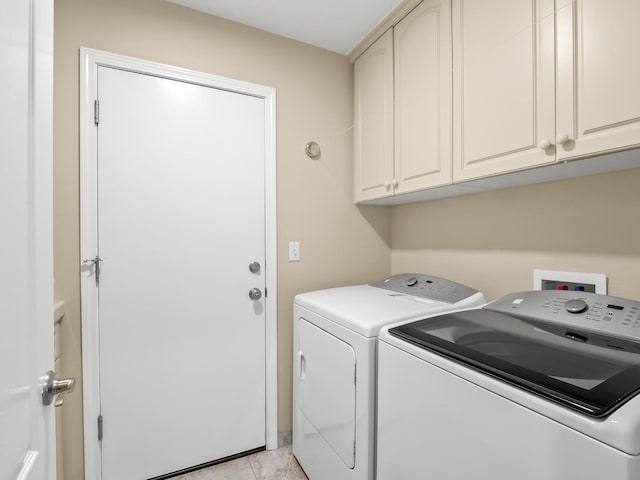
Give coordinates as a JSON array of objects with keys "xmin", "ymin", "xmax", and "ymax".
[{"xmin": 79, "ymin": 48, "xmax": 277, "ymax": 480}]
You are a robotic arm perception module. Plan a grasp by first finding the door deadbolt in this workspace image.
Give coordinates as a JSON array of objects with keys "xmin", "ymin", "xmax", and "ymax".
[
  {"xmin": 249, "ymin": 261, "xmax": 261, "ymax": 274},
  {"xmin": 249, "ymin": 288, "xmax": 263, "ymax": 301},
  {"xmin": 42, "ymin": 370, "xmax": 76, "ymax": 407}
]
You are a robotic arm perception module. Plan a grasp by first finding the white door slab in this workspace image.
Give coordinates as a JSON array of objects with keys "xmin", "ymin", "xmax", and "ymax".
[
  {"xmin": 83, "ymin": 61, "xmax": 271, "ymax": 480},
  {"xmin": 0, "ymin": 1, "xmax": 55, "ymax": 479}
]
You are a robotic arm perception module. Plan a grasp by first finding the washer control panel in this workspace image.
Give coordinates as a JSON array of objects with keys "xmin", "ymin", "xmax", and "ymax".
[
  {"xmin": 487, "ymin": 290, "xmax": 640, "ymax": 339},
  {"xmin": 370, "ymin": 273, "xmax": 480, "ymax": 304}
]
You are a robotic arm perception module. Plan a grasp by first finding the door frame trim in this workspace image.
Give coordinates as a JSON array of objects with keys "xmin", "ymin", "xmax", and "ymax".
[{"xmin": 79, "ymin": 48, "xmax": 278, "ymax": 480}]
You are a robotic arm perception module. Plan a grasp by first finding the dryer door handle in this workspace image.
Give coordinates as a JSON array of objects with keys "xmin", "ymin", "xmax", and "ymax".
[{"xmin": 298, "ymin": 351, "xmax": 306, "ymax": 380}]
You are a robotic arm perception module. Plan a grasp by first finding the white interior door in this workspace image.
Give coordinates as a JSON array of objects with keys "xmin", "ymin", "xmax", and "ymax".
[
  {"xmin": 92, "ymin": 65, "xmax": 267, "ymax": 480},
  {"xmin": 0, "ymin": 1, "xmax": 55, "ymax": 479}
]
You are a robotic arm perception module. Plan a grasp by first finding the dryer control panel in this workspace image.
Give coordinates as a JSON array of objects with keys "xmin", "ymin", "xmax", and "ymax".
[
  {"xmin": 370, "ymin": 273, "xmax": 481, "ymax": 304},
  {"xmin": 487, "ymin": 290, "xmax": 640, "ymax": 341}
]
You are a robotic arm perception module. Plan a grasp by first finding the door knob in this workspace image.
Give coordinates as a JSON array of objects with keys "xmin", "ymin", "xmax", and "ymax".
[
  {"xmin": 42, "ymin": 370, "xmax": 76, "ymax": 407},
  {"xmin": 249, "ymin": 261, "xmax": 261, "ymax": 274},
  {"xmin": 539, "ymin": 138, "xmax": 553, "ymax": 150},
  {"xmin": 555, "ymin": 133, "xmax": 571, "ymax": 145},
  {"xmin": 249, "ymin": 288, "xmax": 263, "ymax": 301}
]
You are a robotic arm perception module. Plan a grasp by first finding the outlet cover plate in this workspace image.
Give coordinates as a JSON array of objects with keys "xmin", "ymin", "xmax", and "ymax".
[
  {"xmin": 533, "ymin": 269, "xmax": 607, "ymax": 294},
  {"xmin": 288, "ymin": 241, "xmax": 300, "ymax": 262}
]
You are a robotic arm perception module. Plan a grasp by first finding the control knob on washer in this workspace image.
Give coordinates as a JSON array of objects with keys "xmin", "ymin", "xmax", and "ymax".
[
  {"xmin": 406, "ymin": 277, "xmax": 418, "ymax": 287},
  {"xmin": 565, "ymin": 299, "xmax": 588, "ymax": 314}
]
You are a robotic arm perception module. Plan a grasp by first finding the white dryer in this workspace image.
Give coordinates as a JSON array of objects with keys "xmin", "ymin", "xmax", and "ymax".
[
  {"xmin": 292, "ymin": 273, "xmax": 485, "ymax": 480},
  {"xmin": 377, "ymin": 290, "xmax": 640, "ymax": 480}
]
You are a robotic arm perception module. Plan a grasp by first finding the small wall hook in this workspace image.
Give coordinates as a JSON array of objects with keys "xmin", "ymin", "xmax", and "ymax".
[{"xmin": 305, "ymin": 141, "xmax": 321, "ymax": 160}]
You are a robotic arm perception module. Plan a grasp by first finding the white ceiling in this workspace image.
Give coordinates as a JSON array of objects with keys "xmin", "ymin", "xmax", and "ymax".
[{"xmin": 166, "ymin": 0, "xmax": 403, "ymax": 55}]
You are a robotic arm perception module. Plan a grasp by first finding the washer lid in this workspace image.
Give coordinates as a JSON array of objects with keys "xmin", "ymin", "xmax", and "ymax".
[
  {"xmin": 295, "ymin": 285, "xmax": 464, "ymax": 338},
  {"xmin": 390, "ymin": 307, "xmax": 640, "ymax": 417}
]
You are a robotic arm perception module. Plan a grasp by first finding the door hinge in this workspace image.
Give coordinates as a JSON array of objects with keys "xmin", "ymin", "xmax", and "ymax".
[
  {"xmin": 94, "ymin": 99, "xmax": 100, "ymax": 126},
  {"xmin": 353, "ymin": 440, "xmax": 356, "ymax": 459},
  {"xmin": 82, "ymin": 255, "xmax": 103, "ymax": 286},
  {"xmin": 354, "ymin": 364, "xmax": 357, "ymax": 386},
  {"xmin": 97, "ymin": 414, "xmax": 103, "ymax": 441},
  {"xmin": 264, "ymin": 287, "xmax": 267, "ymax": 298}
]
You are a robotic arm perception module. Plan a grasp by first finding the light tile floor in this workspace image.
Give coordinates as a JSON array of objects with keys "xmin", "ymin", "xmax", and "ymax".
[{"xmin": 172, "ymin": 446, "xmax": 308, "ymax": 480}]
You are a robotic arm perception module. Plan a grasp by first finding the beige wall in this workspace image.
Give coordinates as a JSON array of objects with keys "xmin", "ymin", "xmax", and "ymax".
[
  {"xmin": 54, "ymin": 2, "xmax": 640, "ymax": 479},
  {"xmin": 53, "ymin": 1, "xmax": 391, "ymax": 478},
  {"xmin": 392, "ymin": 167, "xmax": 640, "ymax": 302}
]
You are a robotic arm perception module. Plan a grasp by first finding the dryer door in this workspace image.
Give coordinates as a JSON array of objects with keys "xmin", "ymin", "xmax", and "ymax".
[{"xmin": 297, "ymin": 318, "xmax": 356, "ymax": 468}]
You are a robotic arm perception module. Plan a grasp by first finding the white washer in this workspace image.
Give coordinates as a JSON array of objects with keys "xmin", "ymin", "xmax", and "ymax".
[
  {"xmin": 292, "ymin": 273, "xmax": 485, "ymax": 480},
  {"xmin": 377, "ymin": 290, "xmax": 640, "ymax": 480}
]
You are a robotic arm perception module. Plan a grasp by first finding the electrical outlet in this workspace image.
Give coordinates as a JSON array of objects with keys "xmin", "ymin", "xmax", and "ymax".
[{"xmin": 533, "ymin": 269, "xmax": 607, "ymax": 294}]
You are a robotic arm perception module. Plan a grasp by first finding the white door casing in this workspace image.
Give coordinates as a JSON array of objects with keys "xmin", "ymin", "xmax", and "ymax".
[
  {"xmin": 80, "ymin": 49, "xmax": 277, "ymax": 480},
  {"xmin": 0, "ymin": 1, "xmax": 55, "ymax": 480}
]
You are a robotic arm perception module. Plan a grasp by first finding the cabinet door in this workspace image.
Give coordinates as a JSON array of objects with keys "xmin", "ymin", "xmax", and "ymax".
[
  {"xmin": 452, "ymin": 0, "xmax": 555, "ymax": 181},
  {"xmin": 394, "ymin": 0, "xmax": 452, "ymax": 194},
  {"xmin": 354, "ymin": 30, "xmax": 394, "ymax": 202},
  {"xmin": 556, "ymin": 0, "xmax": 640, "ymax": 160}
]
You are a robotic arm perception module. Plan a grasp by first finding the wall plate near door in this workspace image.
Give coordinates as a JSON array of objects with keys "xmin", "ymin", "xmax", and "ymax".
[{"xmin": 289, "ymin": 242, "xmax": 300, "ymax": 262}]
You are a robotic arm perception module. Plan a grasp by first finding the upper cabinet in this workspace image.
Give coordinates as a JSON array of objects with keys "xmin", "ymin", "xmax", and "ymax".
[
  {"xmin": 394, "ymin": 0, "xmax": 452, "ymax": 194},
  {"xmin": 354, "ymin": 30, "xmax": 394, "ymax": 203},
  {"xmin": 354, "ymin": 0, "xmax": 640, "ymax": 204},
  {"xmin": 556, "ymin": 0, "xmax": 640, "ymax": 160},
  {"xmin": 354, "ymin": 0, "xmax": 452, "ymax": 203},
  {"xmin": 452, "ymin": 0, "xmax": 556, "ymax": 181}
]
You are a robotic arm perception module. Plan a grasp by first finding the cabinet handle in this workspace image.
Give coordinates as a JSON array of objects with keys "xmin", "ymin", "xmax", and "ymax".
[
  {"xmin": 392, "ymin": 179, "xmax": 399, "ymax": 188},
  {"xmin": 383, "ymin": 181, "xmax": 391, "ymax": 190},
  {"xmin": 555, "ymin": 133, "xmax": 571, "ymax": 145},
  {"xmin": 539, "ymin": 138, "xmax": 553, "ymax": 150}
]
